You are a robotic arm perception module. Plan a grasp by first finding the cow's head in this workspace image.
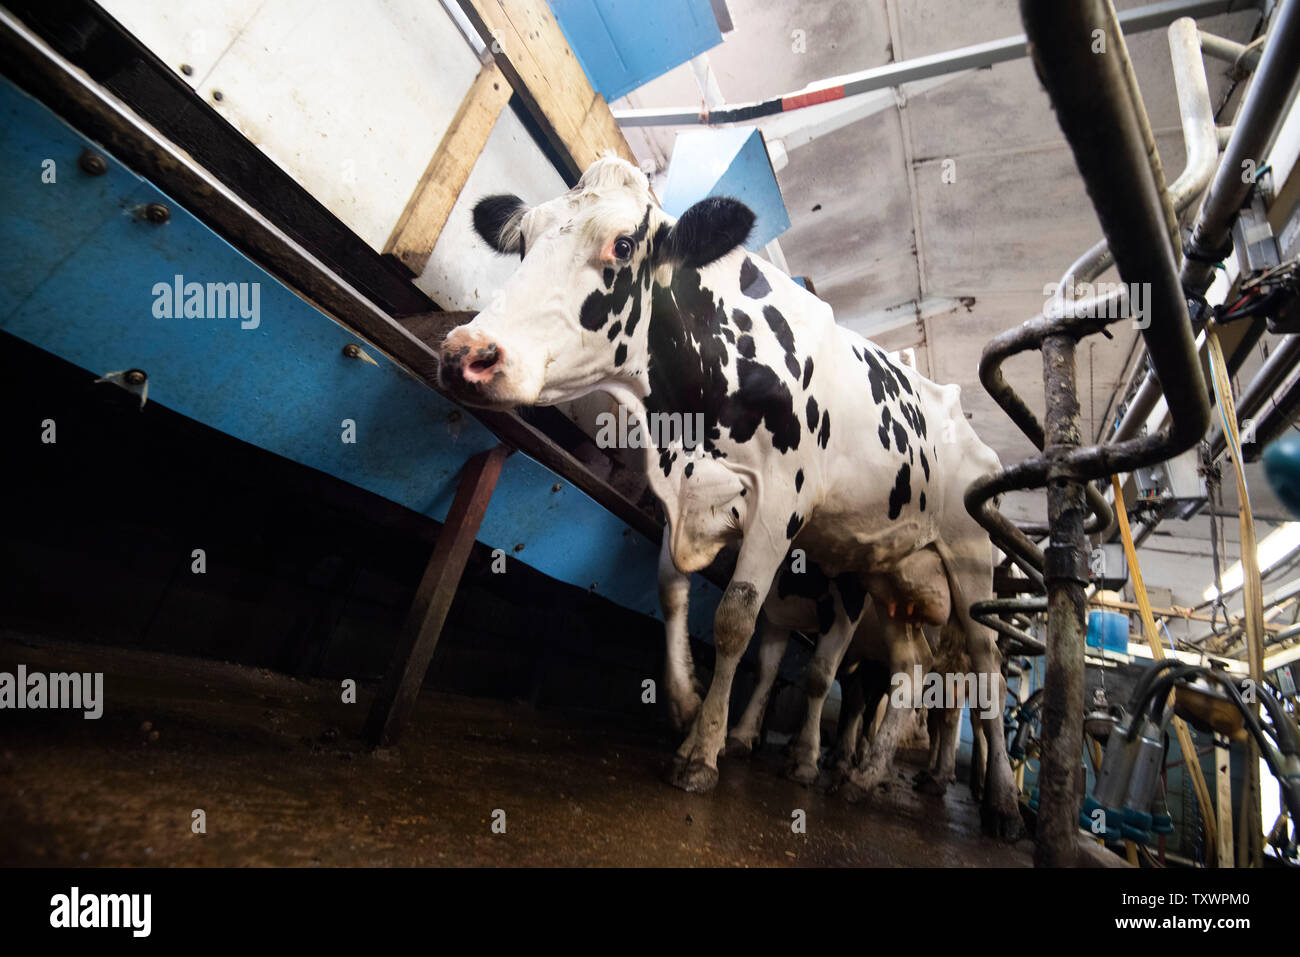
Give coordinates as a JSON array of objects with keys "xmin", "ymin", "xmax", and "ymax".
[{"xmin": 439, "ymin": 156, "xmax": 754, "ymax": 409}]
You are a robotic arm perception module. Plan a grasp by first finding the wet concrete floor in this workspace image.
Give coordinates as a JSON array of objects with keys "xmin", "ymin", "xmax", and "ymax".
[{"xmin": 0, "ymin": 634, "xmax": 1031, "ymax": 866}]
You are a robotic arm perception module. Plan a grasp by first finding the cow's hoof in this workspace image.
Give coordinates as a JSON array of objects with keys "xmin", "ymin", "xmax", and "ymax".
[
  {"xmin": 670, "ymin": 759, "xmax": 718, "ymax": 793},
  {"xmin": 839, "ymin": 777, "xmax": 870, "ymax": 804},
  {"xmin": 723, "ymin": 734, "xmax": 754, "ymax": 758},
  {"xmin": 981, "ymin": 802, "xmax": 1024, "ymax": 842},
  {"xmin": 784, "ymin": 760, "xmax": 819, "ymax": 787}
]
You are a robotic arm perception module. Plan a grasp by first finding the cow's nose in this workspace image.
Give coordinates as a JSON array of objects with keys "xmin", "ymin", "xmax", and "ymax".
[
  {"xmin": 440, "ymin": 330, "xmax": 504, "ymax": 388},
  {"xmin": 463, "ymin": 343, "xmax": 503, "ymax": 383}
]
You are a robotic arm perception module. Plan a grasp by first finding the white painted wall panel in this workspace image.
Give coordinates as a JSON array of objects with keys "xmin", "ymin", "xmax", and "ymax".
[
  {"xmin": 417, "ymin": 107, "xmax": 569, "ymax": 311},
  {"xmin": 97, "ymin": 0, "xmax": 264, "ymax": 89},
  {"xmin": 97, "ymin": 0, "xmax": 484, "ymax": 253}
]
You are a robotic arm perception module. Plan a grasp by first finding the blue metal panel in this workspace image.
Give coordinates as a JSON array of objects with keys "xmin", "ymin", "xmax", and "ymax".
[
  {"xmin": 548, "ymin": 0, "xmax": 722, "ymax": 102},
  {"xmin": 0, "ymin": 77, "xmax": 720, "ymax": 636},
  {"xmin": 661, "ymin": 127, "xmax": 791, "ymax": 250}
]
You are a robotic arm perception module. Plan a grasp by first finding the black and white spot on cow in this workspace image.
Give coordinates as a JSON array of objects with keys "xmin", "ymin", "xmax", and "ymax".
[
  {"xmin": 802, "ymin": 356, "xmax": 814, "ymax": 389},
  {"xmin": 920, "ymin": 447, "xmax": 930, "ymax": 482},
  {"xmin": 579, "ymin": 262, "xmax": 635, "ymax": 332},
  {"xmin": 786, "ymin": 511, "xmax": 803, "ymax": 540},
  {"xmin": 817, "ymin": 410, "xmax": 830, "ymax": 449},
  {"xmin": 861, "ymin": 348, "xmax": 902, "ymax": 405},
  {"xmin": 739, "ymin": 258, "xmax": 772, "ymax": 299},
  {"xmin": 878, "ymin": 406, "xmax": 892, "ymax": 450},
  {"xmin": 892, "ymin": 419, "xmax": 909, "ymax": 458},
  {"xmin": 763, "ymin": 305, "xmax": 800, "ymax": 379},
  {"xmin": 888, "ymin": 463, "xmax": 911, "ymax": 520},
  {"xmin": 805, "ymin": 395, "xmax": 819, "ymax": 433},
  {"xmin": 877, "ymin": 348, "xmax": 914, "ymax": 395},
  {"xmin": 795, "ymin": 468, "xmax": 804, "ymax": 492},
  {"xmin": 723, "ymin": 359, "xmax": 802, "ymax": 453}
]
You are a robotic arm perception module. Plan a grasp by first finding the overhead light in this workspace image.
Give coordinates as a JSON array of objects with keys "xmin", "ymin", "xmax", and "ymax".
[{"xmin": 1203, "ymin": 522, "xmax": 1300, "ymax": 601}]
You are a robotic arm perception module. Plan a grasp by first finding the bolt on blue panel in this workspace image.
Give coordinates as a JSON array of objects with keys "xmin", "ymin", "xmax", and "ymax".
[
  {"xmin": 661, "ymin": 126, "xmax": 791, "ymax": 250},
  {"xmin": 548, "ymin": 0, "xmax": 722, "ymax": 102}
]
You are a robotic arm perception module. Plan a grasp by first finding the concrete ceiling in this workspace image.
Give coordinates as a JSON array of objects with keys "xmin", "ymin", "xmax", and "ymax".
[{"xmin": 610, "ymin": 0, "xmax": 1300, "ymax": 609}]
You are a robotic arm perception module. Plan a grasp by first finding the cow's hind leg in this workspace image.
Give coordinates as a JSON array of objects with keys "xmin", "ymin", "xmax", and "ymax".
[
  {"xmin": 725, "ymin": 616, "xmax": 788, "ymax": 757},
  {"xmin": 843, "ymin": 619, "xmax": 927, "ymax": 802},
  {"xmin": 936, "ymin": 541, "xmax": 1021, "ymax": 839},
  {"xmin": 969, "ymin": 717, "xmax": 987, "ymax": 802},
  {"xmin": 787, "ymin": 616, "xmax": 856, "ymax": 785},
  {"xmin": 830, "ymin": 665, "xmax": 866, "ymax": 785},
  {"xmin": 916, "ymin": 705, "xmax": 961, "ymax": 796}
]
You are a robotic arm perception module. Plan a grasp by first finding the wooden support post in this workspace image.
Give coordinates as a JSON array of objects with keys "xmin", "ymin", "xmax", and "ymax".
[
  {"xmin": 458, "ymin": 0, "xmax": 637, "ymax": 180},
  {"xmin": 1214, "ymin": 732, "xmax": 1235, "ymax": 868},
  {"xmin": 383, "ymin": 61, "xmax": 513, "ymax": 277},
  {"xmin": 364, "ymin": 445, "xmax": 508, "ymax": 746}
]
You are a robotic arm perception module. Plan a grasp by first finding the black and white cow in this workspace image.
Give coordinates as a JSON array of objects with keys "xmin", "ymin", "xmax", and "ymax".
[{"xmin": 440, "ymin": 156, "xmax": 1020, "ymax": 837}]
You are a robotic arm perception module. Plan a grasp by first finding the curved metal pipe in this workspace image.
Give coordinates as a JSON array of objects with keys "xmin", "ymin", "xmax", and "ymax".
[
  {"xmin": 971, "ymin": 15, "xmax": 1223, "ymax": 573},
  {"xmin": 1056, "ymin": 18, "xmax": 1216, "ymax": 294},
  {"xmin": 1112, "ymin": 2, "xmax": 1300, "ymax": 446},
  {"xmin": 1010, "ymin": 0, "xmax": 1213, "ymax": 867},
  {"xmin": 1184, "ymin": 0, "xmax": 1300, "ymax": 296}
]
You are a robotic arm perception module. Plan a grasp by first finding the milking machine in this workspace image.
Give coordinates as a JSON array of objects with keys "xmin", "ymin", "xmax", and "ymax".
[{"xmin": 1083, "ymin": 660, "xmax": 1300, "ymax": 859}]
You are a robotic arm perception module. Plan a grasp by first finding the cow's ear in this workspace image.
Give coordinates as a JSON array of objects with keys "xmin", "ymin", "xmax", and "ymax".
[
  {"xmin": 472, "ymin": 194, "xmax": 527, "ymax": 255},
  {"xmin": 659, "ymin": 197, "xmax": 755, "ymax": 269}
]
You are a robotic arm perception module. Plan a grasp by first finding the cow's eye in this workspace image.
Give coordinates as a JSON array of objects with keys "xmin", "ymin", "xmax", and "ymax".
[{"xmin": 613, "ymin": 237, "xmax": 634, "ymax": 260}]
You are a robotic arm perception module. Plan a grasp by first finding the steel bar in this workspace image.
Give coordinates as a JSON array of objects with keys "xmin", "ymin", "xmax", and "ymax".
[
  {"xmin": 1200, "ymin": 30, "xmax": 1264, "ymax": 69},
  {"xmin": 612, "ymin": 0, "xmax": 1243, "ymax": 127}
]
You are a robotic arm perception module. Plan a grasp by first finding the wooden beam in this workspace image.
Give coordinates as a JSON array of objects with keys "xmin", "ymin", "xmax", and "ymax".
[
  {"xmin": 383, "ymin": 61, "xmax": 512, "ymax": 277},
  {"xmin": 1088, "ymin": 595, "xmax": 1281, "ymax": 633},
  {"xmin": 365, "ymin": 445, "xmax": 509, "ymax": 747},
  {"xmin": 458, "ymin": 0, "xmax": 637, "ymax": 180}
]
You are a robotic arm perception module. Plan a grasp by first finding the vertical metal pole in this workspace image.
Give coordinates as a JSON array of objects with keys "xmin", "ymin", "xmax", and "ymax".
[{"xmin": 1036, "ymin": 333, "xmax": 1088, "ymax": 867}]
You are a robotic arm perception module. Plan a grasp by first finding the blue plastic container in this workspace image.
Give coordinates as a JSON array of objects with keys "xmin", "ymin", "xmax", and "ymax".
[{"xmin": 1086, "ymin": 610, "xmax": 1130, "ymax": 654}]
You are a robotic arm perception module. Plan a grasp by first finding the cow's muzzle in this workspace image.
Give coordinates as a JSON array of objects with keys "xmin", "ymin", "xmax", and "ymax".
[{"xmin": 439, "ymin": 328, "xmax": 507, "ymax": 406}]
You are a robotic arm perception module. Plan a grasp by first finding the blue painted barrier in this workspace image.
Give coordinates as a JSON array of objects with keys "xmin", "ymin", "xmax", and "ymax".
[
  {"xmin": 548, "ymin": 0, "xmax": 722, "ymax": 102},
  {"xmin": 0, "ymin": 76, "xmax": 721, "ymax": 638}
]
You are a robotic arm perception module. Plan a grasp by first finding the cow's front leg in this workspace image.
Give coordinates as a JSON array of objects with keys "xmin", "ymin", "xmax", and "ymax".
[
  {"xmin": 787, "ymin": 616, "xmax": 856, "ymax": 785},
  {"xmin": 725, "ymin": 615, "xmax": 787, "ymax": 757},
  {"xmin": 658, "ymin": 529, "xmax": 701, "ymax": 732},
  {"xmin": 670, "ymin": 543, "xmax": 783, "ymax": 793}
]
